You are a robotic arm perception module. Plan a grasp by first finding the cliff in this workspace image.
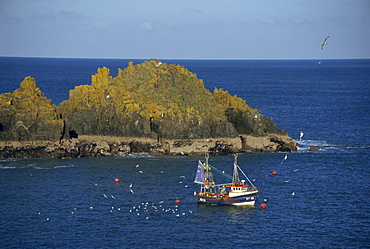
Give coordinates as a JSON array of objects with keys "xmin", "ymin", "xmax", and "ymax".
[{"xmin": 0, "ymin": 60, "xmax": 297, "ymax": 158}]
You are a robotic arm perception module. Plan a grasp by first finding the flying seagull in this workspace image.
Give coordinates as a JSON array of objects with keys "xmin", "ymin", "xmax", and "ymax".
[
  {"xmin": 280, "ymin": 154, "xmax": 288, "ymax": 164},
  {"xmin": 321, "ymin": 36, "xmax": 329, "ymax": 50}
]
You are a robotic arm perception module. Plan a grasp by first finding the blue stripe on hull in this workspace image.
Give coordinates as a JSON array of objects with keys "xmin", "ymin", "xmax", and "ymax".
[{"xmin": 196, "ymin": 193, "xmax": 257, "ymax": 205}]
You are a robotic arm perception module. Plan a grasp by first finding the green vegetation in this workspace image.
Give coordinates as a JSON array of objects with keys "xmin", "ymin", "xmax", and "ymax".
[{"xmin": 59, "ymin": 59, "xmax": 260, "ymax": 125}]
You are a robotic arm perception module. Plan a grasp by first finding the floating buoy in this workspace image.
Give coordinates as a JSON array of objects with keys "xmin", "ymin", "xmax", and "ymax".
[
  {"xmin": 175, "ymin": 199, "xmax": 181, "ymax": 204},
  {"xmin": 260, "ymin": 203, "xmax": 267, "ymax": 209},
  {"xmin": 272, "ymin": 171, "xmax": 277, "ymax": 176},
  {"xmin": 114, "ymin": 178, "xmax": 120, "ymax": 183}
]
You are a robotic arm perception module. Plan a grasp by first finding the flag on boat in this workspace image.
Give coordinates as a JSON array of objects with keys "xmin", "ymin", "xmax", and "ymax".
[{"xmin": 194, "ymin": 161, "xmax": 205, "ymax": 184}]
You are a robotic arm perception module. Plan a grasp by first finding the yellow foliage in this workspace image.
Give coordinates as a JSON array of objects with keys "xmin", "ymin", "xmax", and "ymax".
[
  {"xmin": 125, "ymin": 103, "xmax": 141, "ymax": 113},
  {"xmin": 91, "ymin": 67, "xmax": 113, "ymax": 89}
]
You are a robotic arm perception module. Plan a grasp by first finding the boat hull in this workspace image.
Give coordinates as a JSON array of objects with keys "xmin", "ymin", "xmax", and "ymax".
[{"xmin": 196, "ymin": 190, "xmax": 258, "ymax": 206}]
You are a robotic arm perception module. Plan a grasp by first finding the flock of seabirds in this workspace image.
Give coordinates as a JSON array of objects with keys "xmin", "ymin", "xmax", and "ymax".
[{"xmin": 35, "ymin": 131, "xmax": 309, "ymax": 221}]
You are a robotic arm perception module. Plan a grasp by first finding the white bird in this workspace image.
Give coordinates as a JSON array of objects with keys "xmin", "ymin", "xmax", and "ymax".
[
  {"xmin": 129, "ymin": 183, "xmax": 133, "ymax": 188},
  {"xmin": 280, "ymin": 154, "xmax": 288, "ymax": 164},
  {"xmin": 300, "ymin": 131, "xmax": 304, "ymax": 141},
  {"xmin": 292, "ymin": 192, "xmax": 295, "ymax": 196},
  {"xmin": 130, "ymin": 189, "xmax": 135, "ymax": 194},
  {"xmin": 321, "ymin": 36, "xmax": 329, "ymax": 50},
  {"xmin": 139, "ymin": 171, "xmax": 143, "ymax": 173},
  {"xmin": 284, "ymin": 179, "xmax": 290, "ymax": 183},
  {"xmin": 103, "ymin": 194, "xmax": 108, "ymax": 199},
  {"xmin": 136, "ymin": 164, "xmax": 140, "ymax": 168}
]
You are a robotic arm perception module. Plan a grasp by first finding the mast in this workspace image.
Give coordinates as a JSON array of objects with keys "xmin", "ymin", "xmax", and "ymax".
[
  {"xmin": 203, "ymin": 153, "xmax": 214, "ymax": 185},
  {"xmin": 232, "ymin": 154, "xmax": 241, "ymax": 184}
]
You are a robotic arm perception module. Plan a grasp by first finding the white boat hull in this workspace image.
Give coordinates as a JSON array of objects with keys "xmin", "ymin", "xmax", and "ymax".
[{"xmin": 196, "ymin": 190, "xmax": 258, "ymax": 206}]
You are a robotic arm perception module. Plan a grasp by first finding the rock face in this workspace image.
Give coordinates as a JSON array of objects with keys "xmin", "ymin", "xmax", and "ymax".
[
  {"xmin": 0, "ymin": 134, "xmax": 297, "ymax": 158},
  {"xmin": 0, "ymin": 60, "xmax": 297, "ymax": 158}
]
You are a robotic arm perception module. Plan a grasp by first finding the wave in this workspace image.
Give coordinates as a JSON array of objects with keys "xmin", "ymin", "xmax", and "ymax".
[
  {"xmin": 115, "ymin": 153, "xmax": 156, "ymax": 159},
  {"xmin": 296, "ymin": 139, "xmax": 368, "ymax": 152},
  {"xmin": 54, "ymin": 164, "xmax": 75, "ymax": 169},
  {"xmin": 297, "ymin": 139, "xmax": 334, "ymax": 148},
  {"xmin": 0, "ymin": 162, "xmax": 76, "ymax": 170},
  {"xmin": 0, "ymin": 158, "xmax": 19, "ymax": 162},
  {"xmin": 0, "ymin": 165, "xmax": 16, "ymax": 169}
]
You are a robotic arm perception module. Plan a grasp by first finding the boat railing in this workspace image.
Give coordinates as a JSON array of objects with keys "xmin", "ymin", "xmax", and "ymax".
[{"xmin": 213, "ymin": 183, "xmax": 258, "ymax": 192}]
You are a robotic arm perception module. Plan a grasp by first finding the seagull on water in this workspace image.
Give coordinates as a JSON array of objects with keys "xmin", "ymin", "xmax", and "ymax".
[{"xmin": 321, "ymin": 36, "xmax": 329, "ymax": 50}]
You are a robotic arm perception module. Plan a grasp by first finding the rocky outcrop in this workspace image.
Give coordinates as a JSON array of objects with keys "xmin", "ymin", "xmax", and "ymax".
[
  {"xmin": 0, "ymin": 77, "xmax": 64, "ymax": 142},
  {"xmin": 57, "ymin": 60, "xmax": 287, "ymax": 140},
  {"xmin": 0, "ymin": 134, "xmax": 296, "ymax": 158},
  {"xmin": 309, "ymin": 145, "xmax": 319, "ymax": 151},
  {"xmin": 0, "ymin": 60, "xmax": 297, "ymax": 158}
]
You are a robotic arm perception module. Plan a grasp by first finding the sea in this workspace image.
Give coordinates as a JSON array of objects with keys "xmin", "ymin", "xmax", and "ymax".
[{"xmin": 0, "ymin": 57, "xmax": 369, "ymax": 248}]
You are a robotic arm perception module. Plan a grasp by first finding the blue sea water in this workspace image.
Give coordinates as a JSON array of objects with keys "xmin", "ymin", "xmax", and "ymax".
[{"xmin": 0, "ymin": 57, "xmax": 369, "ymax": 248}]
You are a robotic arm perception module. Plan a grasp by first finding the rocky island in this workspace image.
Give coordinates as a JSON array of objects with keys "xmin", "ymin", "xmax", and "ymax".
[{"xmin": 0, "ymin": 60, "xmax": 297, "ymax": 158}]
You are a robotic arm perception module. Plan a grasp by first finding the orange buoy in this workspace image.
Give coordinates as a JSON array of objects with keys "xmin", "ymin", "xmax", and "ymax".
[
  {"xmin": 272, "ymin": 171, "xmax": 277, "ymax": 176},
  {"xmin": 114, "ymin": 178, "xmax": 120, "ymax": 183},
  {"xmin": 260, "ymin": 203, "xmax": 267, "ymax": 209},
  {"xmin": 175, "ymin": 199, "xmax": 181, "ymax": 204}
]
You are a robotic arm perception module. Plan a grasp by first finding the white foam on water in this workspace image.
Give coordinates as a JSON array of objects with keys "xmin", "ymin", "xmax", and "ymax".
[
  {"xmin": 54, "ymin": 164, "xmax": 75, "ymax": 169},
  {"xmin": 0, "ymin": 165, "xmax": 16, "ymax": 169},
  {"xmin": 116, "ymin": 153, "xmax": 156, "ymax": 159},
  {"xmin": 296, "ymin": 139, "xmax": 345, "ymax": 152}
]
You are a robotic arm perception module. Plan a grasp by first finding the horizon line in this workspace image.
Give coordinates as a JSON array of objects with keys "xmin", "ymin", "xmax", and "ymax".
[{"xmin": 1, "ymin": 55, "xmax": 369, "ymax": 61}]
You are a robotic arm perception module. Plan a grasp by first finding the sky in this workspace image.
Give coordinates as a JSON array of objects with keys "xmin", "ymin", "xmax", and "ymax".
[{"xmin": 1, "ymin": 0, "xmax": 369, "ymax": 60}]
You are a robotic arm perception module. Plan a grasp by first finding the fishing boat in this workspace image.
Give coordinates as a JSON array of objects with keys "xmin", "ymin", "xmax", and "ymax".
[{"xmin": 194, "ymin": 154, "xmax": 258, "ymax": 206}]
